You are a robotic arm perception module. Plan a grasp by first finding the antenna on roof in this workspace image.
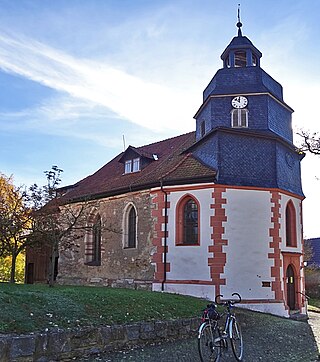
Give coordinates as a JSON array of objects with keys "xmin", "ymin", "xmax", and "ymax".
[
  {"xmin": 122, "ymin": 135, "xmax": 126, "ymax": 151},
  {"xmin": 237, "ymin": 3, "xmax": 243, "ymax": 37}
]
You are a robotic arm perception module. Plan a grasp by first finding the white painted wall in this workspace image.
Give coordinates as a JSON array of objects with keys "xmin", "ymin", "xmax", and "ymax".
[
  {"xmin": 166, "ymin": 188, "xmax": 213, "ymax": 281},
  {"xmin": 153, "ymin": 282, "xmax": 216, "ymax": 301},
  {"xmin": 154, "ymin": 185, "xmax": 305, "ymax": 317},
  {"xmin": 221, "ymin": 189, "xmax": 274, "ymax": 300}
]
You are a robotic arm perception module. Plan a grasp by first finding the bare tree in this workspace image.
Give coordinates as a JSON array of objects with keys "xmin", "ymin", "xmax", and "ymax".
[
  {"xmin": 28, "ymin": 166, "xmax": 93, "ymax": 286},
  {"xmin": 297, "ymin": 130, "xmax": 320, "ymax": 155}
]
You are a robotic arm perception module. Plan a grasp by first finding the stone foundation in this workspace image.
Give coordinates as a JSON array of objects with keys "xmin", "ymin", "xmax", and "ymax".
[
  {"xmin": 57, "ymin": 276, "xmax": 153, "ymax": 290},
  {"xmin": 0, "ymin": 317, "xmax": 199, "ymax": 361}
]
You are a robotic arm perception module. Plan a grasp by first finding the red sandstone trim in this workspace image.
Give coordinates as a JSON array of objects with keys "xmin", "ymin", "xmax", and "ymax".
[
  {"xmin": 161, "ymin": 279, "xmax": 215, "ymax": 285},
  {"xmin": 239, "ymin": 299, "xmax": 284, "ymax": 304},
  {"xmin": 151, "ymin": 190, "xmax": 171, "ymax": 283},
  {"xmin": 268, "ymin": 191, "xmax": 283, "ymax": 303},
  {"xmin": 282, "ymin": 252, "xmax": 303, "ymax": 311},
  {"xmin": 151, "ymin": 183, "xmax": 215, "ymax": 193},
  {"xmin": 210, "ymin": 187, "xmax": 227, "ymax": 295},
  {"xmin": 213, "ymin": 184, "xmax": 305, "ymax": 200}
]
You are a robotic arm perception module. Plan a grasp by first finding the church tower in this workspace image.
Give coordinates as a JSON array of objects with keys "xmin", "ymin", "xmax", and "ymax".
[
  {"xmin": 192, "ymin": 20, "xmax": 304, "ymax": 196},
  {"xmin": 160, "ymin": 17, "xmax": 307, "ymax": 317}
]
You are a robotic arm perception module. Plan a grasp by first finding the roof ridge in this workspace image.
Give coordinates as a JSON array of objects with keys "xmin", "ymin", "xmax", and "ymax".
[{"xmin": 137, "ymin": 131, "xmax": 194, "ymax": 150}]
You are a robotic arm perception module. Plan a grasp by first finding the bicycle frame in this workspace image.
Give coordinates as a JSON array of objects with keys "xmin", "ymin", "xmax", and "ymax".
[
  {"xmin": 220, "ymin": 304, "xmax": 236, "ymax": 338},
  {"xmin": 198, "ymin": 293, "xmax": 243, "ymax": 362}
]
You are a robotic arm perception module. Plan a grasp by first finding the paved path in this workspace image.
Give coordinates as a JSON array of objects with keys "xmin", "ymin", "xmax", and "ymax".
[{"xmin": 80, "ymin": 312, "xmax": 320, "ymax": 362}]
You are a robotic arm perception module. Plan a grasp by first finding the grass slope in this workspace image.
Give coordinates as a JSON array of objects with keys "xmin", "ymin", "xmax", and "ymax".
[{"xmin": 0, "ymin": 283, "xmax": 206, "ymax": 334}]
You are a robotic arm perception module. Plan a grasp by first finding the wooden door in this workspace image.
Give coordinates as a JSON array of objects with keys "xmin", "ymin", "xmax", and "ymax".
[{"xmin": 286, "ymin": 265, "xmax": 296, "ymax": 310}]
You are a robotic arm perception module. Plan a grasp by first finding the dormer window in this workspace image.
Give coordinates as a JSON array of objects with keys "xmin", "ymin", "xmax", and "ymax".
[
  {"xmin": 125, "ymin": 157, "xmax": 140, "ymax": 174},
  {"xmin": 231, "ymin": 109, "xmax": 248, "ymax": 128}
]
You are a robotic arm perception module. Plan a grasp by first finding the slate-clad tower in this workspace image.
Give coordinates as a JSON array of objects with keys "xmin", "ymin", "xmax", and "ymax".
[{"xmin": 192, "ymin": 22, "xmax": 304, "ymax": 196}]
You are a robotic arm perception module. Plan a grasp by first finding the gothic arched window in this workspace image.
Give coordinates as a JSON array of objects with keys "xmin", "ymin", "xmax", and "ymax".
[
  {"xmin": 176, "ymin": 196, "xmax": 200, "ymax": 245},
  {"xmin": 285, "ymin": 201, "xmax": 297, "ymax": 247},
  {"xmin": 123, "ymin": 204, "xmax": 137, "ymax": 249}
]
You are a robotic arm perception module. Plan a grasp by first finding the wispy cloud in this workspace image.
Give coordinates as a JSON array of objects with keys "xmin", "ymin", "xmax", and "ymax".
[{"xmin": 0, "ymin": 30, "xmax": 196, "ymax": 133}]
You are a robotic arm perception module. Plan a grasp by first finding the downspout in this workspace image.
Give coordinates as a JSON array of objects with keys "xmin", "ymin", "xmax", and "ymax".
[{"xmin": 160, "ymin": 179, "xmax": 168, "ymax": 291}]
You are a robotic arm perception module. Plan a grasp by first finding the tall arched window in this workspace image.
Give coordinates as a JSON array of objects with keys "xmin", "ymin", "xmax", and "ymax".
[
  {"xmin": 285, "ymin": 201, "xmax": 297, "ymax": 247},
  {"xmin": 85, "ymin": 214, "xmax": 102, "ymax": 266},
  {"xmin": 123, "ymin": 204, "xmax": 137, "ymax": 249},
  {"xmin": 176, "ymin": 196, "xmax": 200, "ymax": 245}
]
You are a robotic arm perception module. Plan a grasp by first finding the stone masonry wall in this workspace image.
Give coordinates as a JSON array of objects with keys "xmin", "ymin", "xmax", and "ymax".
[
  {"xmin": 57, "ymin": 190, "xmax": 156, "ymax": 289},
  {"xmin": 0, "ymin": 318, "xmax": 199, "ymax": 361}
]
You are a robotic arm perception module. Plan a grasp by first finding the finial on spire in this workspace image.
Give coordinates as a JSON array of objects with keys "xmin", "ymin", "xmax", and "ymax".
[{"xmin": 236, "ymin": 3, "xmax": 243, "ymax": 37}]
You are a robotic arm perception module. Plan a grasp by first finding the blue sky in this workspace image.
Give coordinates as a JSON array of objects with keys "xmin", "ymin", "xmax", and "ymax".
[{"xmin": 0, "ymin": 0, "xmax": 319, "ymax": 237}]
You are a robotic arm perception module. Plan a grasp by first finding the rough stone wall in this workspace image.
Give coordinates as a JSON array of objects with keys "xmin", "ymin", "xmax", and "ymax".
[
  {"xmin": 0, "ymin": 318, "xmax": 200, "ymax": 361},
  {"xmin": 57, "ymin": 190, "xmax": 156, "ymax": 289}
]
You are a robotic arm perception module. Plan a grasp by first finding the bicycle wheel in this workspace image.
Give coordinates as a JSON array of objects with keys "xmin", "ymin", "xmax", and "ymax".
[
  {"xmin": 230, "ymin": 319, "xmax": 243, "ymax": 361},
  {"xmin": 198, "ymin": 322, "xmax": 221, "ymax": 362}
]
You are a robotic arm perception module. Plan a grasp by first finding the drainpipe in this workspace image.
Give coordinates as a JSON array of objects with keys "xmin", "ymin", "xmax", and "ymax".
[{"xmin": 160, "ymin": 180, "xmax": 168, "ymax": 291}]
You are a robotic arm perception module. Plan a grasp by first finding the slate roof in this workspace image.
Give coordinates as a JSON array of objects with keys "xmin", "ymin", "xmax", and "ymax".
[
  {"xmin": 61, "ymin": 132, "xmax": 217, "ymax": 203},
  {"xmin": 220, "ymin": 35, "xmax": 262, "ymax": 60},
  {"xmin": 306, "ymin": 238, "xmax": 320, "ymax": 267}
]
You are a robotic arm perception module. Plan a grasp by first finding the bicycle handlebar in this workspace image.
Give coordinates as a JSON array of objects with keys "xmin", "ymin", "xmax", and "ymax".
[{"xmin": 215, "ymin": 292, "xmax": 242, "ymax": 305}]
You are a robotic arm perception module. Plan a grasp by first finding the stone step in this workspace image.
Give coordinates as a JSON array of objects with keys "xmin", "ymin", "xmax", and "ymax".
[{"xmin": 289, "ymin": 312, "xmax": 308, "ymax": 322}]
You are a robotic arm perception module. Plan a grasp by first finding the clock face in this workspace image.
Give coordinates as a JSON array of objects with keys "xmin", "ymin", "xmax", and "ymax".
[{"xmin": 232, "ymin": 96, "xmax": 248, "ymax": 109}]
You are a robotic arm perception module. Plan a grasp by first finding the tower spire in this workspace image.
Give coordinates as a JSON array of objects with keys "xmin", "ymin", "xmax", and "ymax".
[{"xmin": 236, "ymin": 3, "xmax": 243, "ymax": 37}]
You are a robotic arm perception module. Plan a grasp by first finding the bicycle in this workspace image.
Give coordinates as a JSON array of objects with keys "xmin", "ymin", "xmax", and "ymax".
[{"xmin": 198, "ymin": 292, "xmax": 243, "ymax": 362}]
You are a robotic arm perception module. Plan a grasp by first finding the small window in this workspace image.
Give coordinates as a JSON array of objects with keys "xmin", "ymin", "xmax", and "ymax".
[
  {"xmin": 125, "ymin": 160, "xmax": 132, "ymax": 174},
  {"xmin": 132, "ymin": 158, "xmax": 140, "ymax": 172},
  {"xmin": 124, "ymin": 158, "xmax": 140, "ymax": 174},
  {"xmin": 235, "ymin": 51, "xmax": 247, "ymax": 67},
  {"xmin": 201, "ymin": 121, "xmax": 206, "ymax": 137},
  {"xmin": 231, "ymin": 109, "xmax": 248, "ymax": 128}
]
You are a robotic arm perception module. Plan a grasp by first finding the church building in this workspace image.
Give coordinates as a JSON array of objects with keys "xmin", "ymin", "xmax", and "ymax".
[{"xmin": 27, "ymin": 20, "xmax": 307, "ymax": 318}]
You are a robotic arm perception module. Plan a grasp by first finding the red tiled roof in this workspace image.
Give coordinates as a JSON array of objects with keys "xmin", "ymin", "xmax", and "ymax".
[{"xmin": 62, "ymin": 131, "xmax": 216, "ymax": 202}]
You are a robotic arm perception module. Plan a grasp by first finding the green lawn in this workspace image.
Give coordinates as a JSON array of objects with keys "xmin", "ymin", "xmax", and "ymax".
[
  {"xmin": 308, "ymin": 297, "xmax": 320, "ymax": 312},
  {"xmin": 2, "ymin": 283, "xmax": 318, "ymax": 336},
  {"xmin": 0, "ymin": 283, "xmax": 206, "ymax": 334}
]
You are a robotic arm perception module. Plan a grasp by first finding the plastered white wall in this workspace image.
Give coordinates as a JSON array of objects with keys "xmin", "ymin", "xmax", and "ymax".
[
  {"xmin": 166, "ymin": 188, "xmax": 213, "ymax": 281},
  {"xmin": 221, "ymin": 189, "xmax": 274, "ymax": 300},
  {"xmin": 153, "ymin": 282, "xmax": 216, "ymax": 301}
]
